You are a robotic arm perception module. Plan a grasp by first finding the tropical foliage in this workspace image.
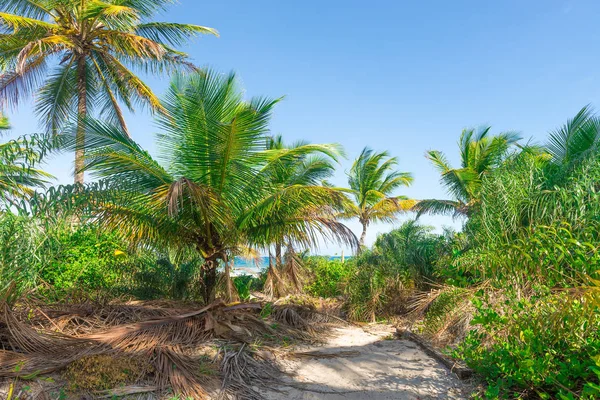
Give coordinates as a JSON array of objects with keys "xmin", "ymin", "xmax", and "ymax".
[
  {"xmin": 414, "ymin": 127, "xmax": 521, "ymax": 218},
  {"xmin": 52, "ymin": 70, "xmax": 356, "ymax": 302},
  {"xmin": 344, "ymin": 147, "xmax": 414, "ymax": 248},
  {"xmin": 0, "ymin": 0, "xmax": 217, "ymax": 183},
  {"xmin": 0, "ymin": 126, "xmax": 52, "ymax": 208},
  {"xmin": 0, "ymin": 5, "xmax": 597, "ymax": 395}
]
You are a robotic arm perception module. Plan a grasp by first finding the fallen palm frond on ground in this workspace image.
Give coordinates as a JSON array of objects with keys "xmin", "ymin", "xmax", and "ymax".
[
  {"xmin": 0, "ymin": 286, "xmax": 344, "ymax": 399},
  {"xmin": 406, "ymin": 283, "xmax": 487, "ymax": 345}
]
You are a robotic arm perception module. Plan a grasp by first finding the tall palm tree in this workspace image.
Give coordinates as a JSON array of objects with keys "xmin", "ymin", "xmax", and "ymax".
[
  {"xmin": 0, "ymin": 0, "xmax": 217, "ymax": 184},
  {"xmin": 344, "ymin": 147, "xmax": 414, "ymax": 248},
  {"xmin": 414, "ymin": 127, "xmax": 521, "ymax": 218},
  {"xmin": 59, "ymin": 70, "xmax": 357, "ymax": 302}
]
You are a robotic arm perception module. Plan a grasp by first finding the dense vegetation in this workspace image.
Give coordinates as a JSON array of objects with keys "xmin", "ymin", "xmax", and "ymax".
[{"xmin": 1, "ymin": 2, "xmax": 599, "ymax": 399}]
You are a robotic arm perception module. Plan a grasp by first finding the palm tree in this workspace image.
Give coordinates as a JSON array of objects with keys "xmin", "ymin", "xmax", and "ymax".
[
  {"xmin": 344, "ymin": 147, "xmax": 414, "ymax": 248},
  {"xmin": 546, "ymin": 105, "xmax": 600, "ymax": 170},
  {"xmin": 263, "ymin": 135, "xmax": 342, "ymax": 295},
  {"xmin": 414, "ymin": 127, "xmax": 521, "ymax": 218},
  {"xmin": 59, "ymin": 70, "xmax": 357, "ymax": 302},
  {"xmin": 0, "ymin": 0, "xmax": 217, "ymax": 184}
]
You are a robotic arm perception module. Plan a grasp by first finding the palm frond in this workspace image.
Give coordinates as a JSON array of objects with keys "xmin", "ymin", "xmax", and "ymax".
[
  {"xmin": 413, "ymin": 199, "xmax": 465, "ymax": 218},
  {"xmin": 135, "ymin": 22, "xmax": 218, "ymax": 46}
]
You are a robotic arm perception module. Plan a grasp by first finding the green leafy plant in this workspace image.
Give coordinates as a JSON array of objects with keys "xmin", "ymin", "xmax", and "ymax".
[{"xmin": 304, "ymin": 257, "xmax": 354, "ymax": 298}]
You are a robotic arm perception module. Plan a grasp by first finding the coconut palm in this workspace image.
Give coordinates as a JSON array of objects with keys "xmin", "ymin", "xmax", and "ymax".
[
  {"xmin": 267, "ymin": 134, "xmax": 341, "ymax": 263},
  {"xmin": 344, "ymin": 147, "xmax": 414, "ymax": 248},
  {"xmin": 264, "ymin": 135, "xmax": 342, "ymax": 295},
  {"xmin": 59, "ymin": 70, "xmax": 357, "ymax": 302},
  {"xmin": 414, "ymin": 127, "xmax": 521, "ymax": 218},
  {"xmin": 0, "ymin": 0, "xmax": 217, "ymax": 184}
]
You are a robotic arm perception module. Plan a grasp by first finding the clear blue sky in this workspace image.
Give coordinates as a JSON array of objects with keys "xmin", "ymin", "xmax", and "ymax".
[{"xmin": 4, "ymin": 0, "xmax": 600, "ymax": 253}]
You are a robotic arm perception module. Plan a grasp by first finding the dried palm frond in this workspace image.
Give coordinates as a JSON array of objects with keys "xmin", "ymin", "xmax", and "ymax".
[
  {"xmin": 0, "ymin": 288, "xmax": 342, "ymax": 397},
  {"xmin": 155, "ymin": 345, "xmax": 214, "ymax": 399},
  {"xmin": 283, "ymin": 245, "xmax": 304, "ymax": 294},
  {"xmin": 217, "ymin": 344, "xmax": 281, "ymax": 400},
  {"xmin": 263, "ymin": 264, "xmax": 286, "ymax": 299},
  {"xmin": 217, "ymin": 262, "xmax": 240, "ymax": 303}
]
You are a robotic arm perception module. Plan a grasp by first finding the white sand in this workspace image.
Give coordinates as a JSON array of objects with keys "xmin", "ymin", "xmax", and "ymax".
[{"xmin": 263, "ymin": 324, "xmax": 470, "ymax": 400}]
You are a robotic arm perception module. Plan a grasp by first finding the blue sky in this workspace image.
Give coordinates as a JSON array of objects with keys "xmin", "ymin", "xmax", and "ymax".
[{"xmin": 4, "ymin": 0, "xmax": 600, "ymax": 253}]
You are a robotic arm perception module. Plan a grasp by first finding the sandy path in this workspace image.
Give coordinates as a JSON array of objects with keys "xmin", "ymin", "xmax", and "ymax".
[{"xmin": 264, "ymin": 324, "xmax": 469, "ymax": 400}]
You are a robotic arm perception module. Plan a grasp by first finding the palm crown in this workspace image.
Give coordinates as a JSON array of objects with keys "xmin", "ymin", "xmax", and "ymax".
[
  {"xmin": 0, "ymin": 0, "xmax": 217, "ymax": 183},
  {"xmin": 344, "ymin": 147, "xmax": 414, "ymax": 248},
  {"xmin": 546, "ymin": 105, "xmax": 600, "ymax": 170},
  {"xmin": 60, "ymin": 70, "xmax": 356, "ymax": 301},
  {"xmin": 415, "ymin": 127, "xmax": 521, "ymax": 218}
]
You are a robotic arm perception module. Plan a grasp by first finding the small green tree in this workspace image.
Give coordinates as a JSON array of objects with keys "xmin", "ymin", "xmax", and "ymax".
[{"xmin": 344, "ymin": 147, "xmax": 414, "ymax": 248}]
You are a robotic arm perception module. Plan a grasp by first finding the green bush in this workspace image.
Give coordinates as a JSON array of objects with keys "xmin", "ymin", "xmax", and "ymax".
[
  {"xmin": 233, "ymin": 274, "xmax": 257, "ymax": 301},
  {"xmin": 456, "ymin": 288, "xmax": 600, "ymax": 399},
  {"xmin": 0, "ymin": 214, "xmax": 130, "ymax": 297},
  {"xmin": 128, "ymin": 255, "xmax": 202, "ymax": 300},
  {"xmin": 40, "ymin": 225, "xmax": 126, "ymax": 293},
  {"xmin": 304, "ymin": 257, "xmax": 354, "ymax": 298},
  {"xmin": 344, "ymin": 250, "xmax": 412, "ymax": 322},
  {"xmin": 341, "ymin": 221, "xmax": 457, "ymax": 322},
  {"xmin": 0, "ymin": 213, "xmax": 203, "ymax": 301}
]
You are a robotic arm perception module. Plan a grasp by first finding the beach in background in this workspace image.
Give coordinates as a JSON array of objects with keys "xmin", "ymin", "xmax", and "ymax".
[{"xmin": 231, "ymin": 256, "xmax": 347, "ymax": 276}]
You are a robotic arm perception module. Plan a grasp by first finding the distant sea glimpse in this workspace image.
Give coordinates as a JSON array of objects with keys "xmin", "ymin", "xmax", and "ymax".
[{"xmin": 230, "ymin": 256, "xmax": 348, "ymax": 276}]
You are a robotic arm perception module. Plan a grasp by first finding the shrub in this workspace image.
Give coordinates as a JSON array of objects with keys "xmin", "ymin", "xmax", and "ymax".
[
  {"xmin": 344, "ymin": 250, "xmax": 413, "ymax": 322},
  {"xmin": 0, "ymin": 214, "xmax": 131, "ymax": 297},
  {"xmin": 304, "ymin": 257, "xmax": 354, "ymax": 298},
  {"xmin": 0, "ymin": 213, "xmax": 203, "ymax": 301},
  {"xmin": 456, "ymin": 287, "xmax": 600, "ymax": 399},
  {"xmin": 233, "ymin": 274, "xmax": 257, "ymax": 301}
]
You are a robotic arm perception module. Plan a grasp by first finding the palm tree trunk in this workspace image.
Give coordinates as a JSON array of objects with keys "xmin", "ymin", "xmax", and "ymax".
[
  {"xmin": 275, "ymin": 241, "xmax": 282, "ymax": 268},
  {"xmin": 75, "ymin": 56, "xmax": 87, "ymax": 185},
  {"xmin": 201, "ymin": 258, "xmax": 218, "ymax": 304},
  {"xmin": 359, "ymin": 221, "xmax": 368, "ymax": 249}
]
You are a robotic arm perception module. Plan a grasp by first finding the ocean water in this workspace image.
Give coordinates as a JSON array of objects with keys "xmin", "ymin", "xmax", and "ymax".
[{"xmin": 230, "ymin": 256, "xmax": 347, "ymax": 276}]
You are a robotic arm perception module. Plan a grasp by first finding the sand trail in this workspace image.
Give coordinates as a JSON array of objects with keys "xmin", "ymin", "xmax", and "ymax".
[{"xmin": 264, "ymin": 324, "xmax": 470, "ymax": 400}]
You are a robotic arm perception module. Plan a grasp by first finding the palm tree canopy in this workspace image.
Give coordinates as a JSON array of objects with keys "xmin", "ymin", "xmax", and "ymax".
[
  {"xmin": 346, "ymin": 147, "xmax": 414, "ymax": 224},
  {"xmin": 57, "ymin": 70, "xmax": 357, "ymax": 259},
  {"xmin": 415, "ymin": 127, "xmax": 521, "ymax": 218},
  {"xmin": 0, "ymin": 0, "xmax": 218, "ymax": 133},
  {"xmin": 266, "ymin": 134, "xmax": 343, "ymax": 187},
  {"xmin": 546, "ymin": 105, "xmax": 600, "ymax": 169}
]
